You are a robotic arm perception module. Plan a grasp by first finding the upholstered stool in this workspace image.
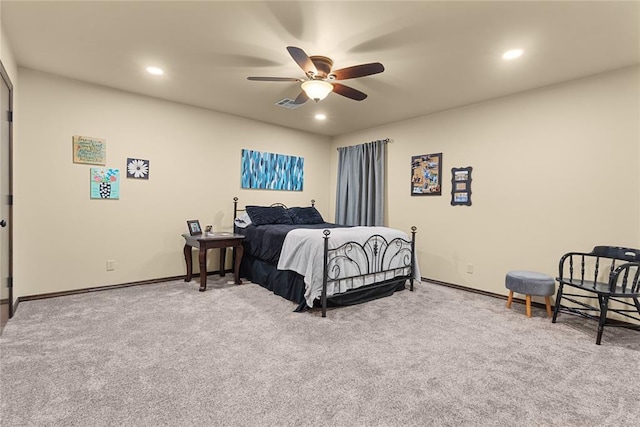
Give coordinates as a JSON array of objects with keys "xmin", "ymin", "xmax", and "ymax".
[{"xmin": 505, "ymin": 271, "xmax": 555, "ymax": 318}]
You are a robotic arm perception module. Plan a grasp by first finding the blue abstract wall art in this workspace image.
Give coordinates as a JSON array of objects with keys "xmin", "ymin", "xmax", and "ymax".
[{"xmin": 241, "ymin": 149, "xmax": 304, "ymax": 191}]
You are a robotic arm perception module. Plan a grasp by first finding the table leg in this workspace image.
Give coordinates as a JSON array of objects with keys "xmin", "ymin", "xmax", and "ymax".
[
  {"xmin": 233, "ymin": 244, "xmax": 243, "ymax": 285},
  {"xmin": 183, "ymin": 244, "xmax": 192, "ymax": 282},
  {"xmin": 219, "ymin": 247, "xmax": 226, "ymax": 277},
  {"xmin": 199, "ymin": 248, "xmax": 208, "ymax": 292}
]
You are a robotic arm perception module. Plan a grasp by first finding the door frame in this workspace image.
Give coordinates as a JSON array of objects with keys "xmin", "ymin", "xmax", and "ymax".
[{"xmin": 0, "ymin": 59, "xmax": 14, "ymax": 319}]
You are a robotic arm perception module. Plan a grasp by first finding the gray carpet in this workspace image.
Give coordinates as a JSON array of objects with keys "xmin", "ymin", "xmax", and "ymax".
[{"xmin": 1, "ymin": 277, "xmax": 638, "ymax": 426}]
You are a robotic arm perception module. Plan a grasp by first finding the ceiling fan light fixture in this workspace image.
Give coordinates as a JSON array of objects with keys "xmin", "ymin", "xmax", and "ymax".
[
  {"xmin": 301, "ymin": 80, "xmax": 333, "ymax": 102},
  {"xmin": 146, "ymin": 66, "xmax": 164, "ymax": 75},
  {"xmin": 502, "ymin": 49, "xmax": 523, "ymax": 60}
]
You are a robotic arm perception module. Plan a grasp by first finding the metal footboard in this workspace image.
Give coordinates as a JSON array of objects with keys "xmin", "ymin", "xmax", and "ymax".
[{"xmin": 321, "ymin": 226, "xmax": 417, "ymax": 317}]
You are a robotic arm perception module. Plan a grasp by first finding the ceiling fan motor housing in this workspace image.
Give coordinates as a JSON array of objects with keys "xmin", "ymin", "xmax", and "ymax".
[{"xmin": 309, "ymin": 56, "xmax": 334, "ymax": 79}]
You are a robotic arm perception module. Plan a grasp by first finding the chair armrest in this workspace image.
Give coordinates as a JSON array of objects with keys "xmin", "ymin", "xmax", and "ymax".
[{"xmin": 608, "ymin": 262, "xmax": 640, "ymax": 293}]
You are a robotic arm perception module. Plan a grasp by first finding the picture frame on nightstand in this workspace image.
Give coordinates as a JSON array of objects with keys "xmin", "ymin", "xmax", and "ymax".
[{"xmin": 187, "ymin": 220, "xmax": 202, "ymax": 236}]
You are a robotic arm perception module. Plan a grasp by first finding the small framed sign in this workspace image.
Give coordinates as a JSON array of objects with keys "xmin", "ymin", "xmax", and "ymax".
[
  {"xmin": 73, "ymin": 135, "xmax": 106, "ymax": 165},
  {"xmin": 187, "ymin": 220, "xmax": 202, "ymax": 236}
]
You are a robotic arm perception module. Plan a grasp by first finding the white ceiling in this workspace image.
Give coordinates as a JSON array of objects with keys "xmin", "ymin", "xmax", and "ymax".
[{"xmin": 2, "ymin": 1, "xmax": 639, "ymax": 136}]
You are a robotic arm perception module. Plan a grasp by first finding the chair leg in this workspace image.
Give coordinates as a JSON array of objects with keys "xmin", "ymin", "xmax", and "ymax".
[
  {"xmin": 506, "ymin": 290, "xmax": 513, "ymax": 309},
  {"xmin": 552, "ymin": 283, "xmax": 563, "ymax": 323},
  {"xmin": 596, "ymin": 295, "xmax": 610, "ymax": 345},
  {"xmin": 526, "ymin": 295, "xmax": 532, "ymax": 318},
  {"xmin": 545, "ymin": 296, "xmax": 552, "ymax": 318}
]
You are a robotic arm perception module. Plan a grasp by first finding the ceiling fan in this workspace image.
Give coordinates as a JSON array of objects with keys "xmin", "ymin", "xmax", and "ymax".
[{"xmin": 247, "ymin": 46, "xmax": 384, "ymax": 104}]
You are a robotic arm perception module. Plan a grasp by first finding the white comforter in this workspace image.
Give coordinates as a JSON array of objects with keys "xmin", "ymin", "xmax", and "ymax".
[{"xmin": 276, "ymin": 226, "xmax": 421, "ymax": 307}]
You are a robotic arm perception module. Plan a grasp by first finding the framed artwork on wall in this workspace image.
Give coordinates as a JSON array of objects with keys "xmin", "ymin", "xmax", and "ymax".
[
  {"xmin": 90, "ymin": 167, "xmax": 120, "ymax": 199},
  {"xmin": 73, "ymin": 135, "xmax": 106, "ymax": 165},
  {"xmin": 411, "ymin": 152, "xmax": 442, "ymax": 196},
  {"xmin": 451, "ymin": 166, "xmax": 473, "ymax": 206},
  {"xmin": 126, "ymin": 158, "xmax": 149, "ymax": 179},
  {"xmin": 241, "ymin": 149, "xmax": 304, "ymax": 191}
]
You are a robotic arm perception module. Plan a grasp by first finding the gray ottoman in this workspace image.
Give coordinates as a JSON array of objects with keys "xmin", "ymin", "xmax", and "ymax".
[{"xmin": 505, "ymin": 270, "xmax": 555, "ymax": 318}]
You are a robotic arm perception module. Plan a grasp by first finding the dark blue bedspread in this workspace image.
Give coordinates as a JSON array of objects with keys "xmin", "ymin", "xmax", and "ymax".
[{"xmin": 238, "ymin": 223, "xmax": 346, "ymax": 264}]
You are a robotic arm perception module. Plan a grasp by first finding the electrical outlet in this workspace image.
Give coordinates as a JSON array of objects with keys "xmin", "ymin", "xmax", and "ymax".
[
  {"xmin": 106, "ymin": 260, "xmax": 115, "ymax": 271},
  {"xmin": 466, "ymin": 264, "xmax": 474, "ymax": 274}
]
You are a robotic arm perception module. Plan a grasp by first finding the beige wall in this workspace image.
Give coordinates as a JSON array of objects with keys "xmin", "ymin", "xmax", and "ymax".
[
  {"xmin": 14, "ymin": 69, "xmax": 331, "ymax": 298},
  {"xmin": 330, "ymin": 66, "xmax": 640, "ymax": 299},
  {"xmin": 1, "ymin": 21, "xmax": 18, "ymax": 83},
  {"xmin": 11, "ymin": 63, "xmax": 640, "ymax": 303}
]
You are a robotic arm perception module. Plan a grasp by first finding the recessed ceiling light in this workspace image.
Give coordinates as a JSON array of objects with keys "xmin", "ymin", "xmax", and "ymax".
[
  {"xmin": 502, "ymin": 49, "xmax": 523, "ymax": 60},
  {"xmin": 146, "ymin": 66, "xmax": 164, "ymax": 75},
  {"xmin": 315, "ymin": 113, "xmax": 327, "ymax": 120}
]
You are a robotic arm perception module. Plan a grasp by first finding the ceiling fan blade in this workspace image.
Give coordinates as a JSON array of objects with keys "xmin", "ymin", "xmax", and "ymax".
[
  {"xmin": 332, "ymin": 83, "xmax": 367, "ymax": 101},
  {"xmin": 293, "ymin": 91, "xmax": 309, "ymax": 105},
  {"xmin": 247, "ymin": 77, "xmax": 302, "ymax": 82},
  {"xmin": 286, "ymin": 46, "xmax": 317, "ymax": 75},
  {"xmin": 331, "ymin": 63, "xmax": 385, "ymax": 80}
]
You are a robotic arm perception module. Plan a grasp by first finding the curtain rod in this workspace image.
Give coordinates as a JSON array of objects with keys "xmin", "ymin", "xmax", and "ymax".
[{"xmin": 336, "ymin": 138, "xmax": 392, "ymax": 150}]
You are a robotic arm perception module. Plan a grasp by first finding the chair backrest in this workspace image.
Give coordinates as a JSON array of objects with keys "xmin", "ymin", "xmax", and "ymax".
[
  {"xmin": 560, "ymin": 246, "xmax": 640, "ymax": 293},
  {"xmin": 591, "ymin": 246, "xmax": 640, "ymax": 262}
]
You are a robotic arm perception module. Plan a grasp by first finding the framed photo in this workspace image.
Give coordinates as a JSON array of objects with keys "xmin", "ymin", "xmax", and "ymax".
[
  {"xmin": 187, "ymin": 220, "xmax": 202, "ymax": 236},
  {"xmin": 454, "ymin": 192, "xmax": 468, "ymax": 203},
  {"xmin": 451, "ymin": 166, "xmax": 473, "ymax": 206},
  {"xmin": 411, "ymin": 153, "xmax": 442, "ymax": 196},
  {"xmin": 454, "ymin": 182, "xmax": 467, "ymax": 191},
  {"xmin": 454, "ymin": 170, "xmax": 469, "ymax": 181}
]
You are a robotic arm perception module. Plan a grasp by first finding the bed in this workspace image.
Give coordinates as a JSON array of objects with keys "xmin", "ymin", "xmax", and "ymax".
[{"xmin": 233, "ymin": 197, "xmax": 419, "ymax": 316}]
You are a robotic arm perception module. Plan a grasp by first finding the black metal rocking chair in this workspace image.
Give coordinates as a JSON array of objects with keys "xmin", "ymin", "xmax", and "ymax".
[{"xmin": 551, "ymin": 246, "xmax": 640, "ymax": 345}]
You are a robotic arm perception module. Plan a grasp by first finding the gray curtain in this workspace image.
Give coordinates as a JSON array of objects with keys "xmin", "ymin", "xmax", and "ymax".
[{"xmin": 335, "ymin": 140, "xmax": 386, "ymax": 226}]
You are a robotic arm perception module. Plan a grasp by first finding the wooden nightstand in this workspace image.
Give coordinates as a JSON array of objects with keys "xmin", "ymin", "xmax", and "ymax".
[{"xmin": 182, "ymin": 232, "xmax": 245, "ymax": 292}]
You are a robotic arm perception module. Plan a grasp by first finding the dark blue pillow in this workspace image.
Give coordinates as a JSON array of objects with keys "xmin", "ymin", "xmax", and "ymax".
[
  {"xmin": 288, "ymin": 207, "xmax": 324, "ymax": 225},
  {"xmin": 245, "ymin": 205, "xmax": 293, "ymax": 226}
]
